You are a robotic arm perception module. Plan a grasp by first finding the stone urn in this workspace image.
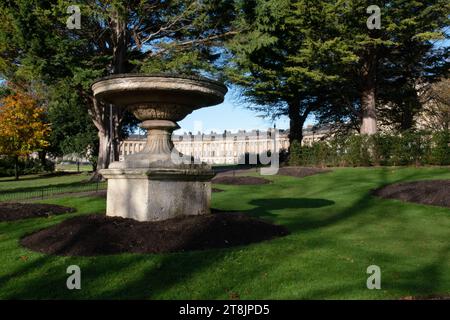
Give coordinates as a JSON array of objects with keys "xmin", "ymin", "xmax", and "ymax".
[{"xmin": 92, "ymin": 74, "xmax": 227, "ymax": 221}]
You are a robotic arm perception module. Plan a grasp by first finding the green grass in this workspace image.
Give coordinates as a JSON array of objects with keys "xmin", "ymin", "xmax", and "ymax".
[
  {"xmin": 0, "ymin": 167, "xmax": 449, "ymax": 299},
  {"xmin": 0, "ymin": 173, "xmax": 104, "ymax": 202},
  {"xmin": 0, "ymin": 173, "xmax": 90, "ymax": 191},
  {"xmin": 55, "ymin": 164, "xmax": 92, "ymax": 172}
]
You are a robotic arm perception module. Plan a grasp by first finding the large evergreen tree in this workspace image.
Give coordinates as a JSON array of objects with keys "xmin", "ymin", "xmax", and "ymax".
[
  {"xmin": 0, "ymin": 0, "xmax": 235, "ymax": 176},
  {"xmin": 226, "ymin": 0, "xmax": 449, "ymax": 140},
  {"xmin": 226, "ymin": 0, "xmax": 352, "ymax": 146},
  {"xmin": 321, "ymin": 0, "xmax": 449, "ymax": 134},
  {"xmin": 46, "ymin": 79, "xmax": 98, "ymax": 165}
]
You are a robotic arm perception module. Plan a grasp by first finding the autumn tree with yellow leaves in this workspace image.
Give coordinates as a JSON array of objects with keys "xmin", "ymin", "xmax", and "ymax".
[{"xmin": 0, "ymin": 91, "xmax": 50, "ymax": 179}]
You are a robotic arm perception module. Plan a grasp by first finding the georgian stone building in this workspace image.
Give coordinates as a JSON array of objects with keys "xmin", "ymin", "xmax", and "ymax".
[{"xmin": 119, "ymin": 125, "xmax": 328, "ymax": 164}]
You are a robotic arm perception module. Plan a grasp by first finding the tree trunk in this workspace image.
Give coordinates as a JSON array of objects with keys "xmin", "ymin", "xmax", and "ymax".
[
  {"xmin": 110, "ymin": 9, "xmax": 128, "ymax": 74},
  {"xmin": 89, "ymin": 98, "xmax": 124, "ymax": 180},
  {"xmin": 96, "ymin": 129, "xmax": 111, "ymax": 171},
  {"xmin": 38, "ymin": 150, "xmax": 46, "ymax": 167},
  {"xmin": 14, "ymin": 156, "xmax": 19, "ymax": 180},
  {"xmin": 360, "ymin": 50, "xmax": 378, "ymax": 135},
  {"xmin": 108, "ymin": 6, "xmax": 126, "ymax": 162},
  {"xmin": 288, "ymin": 100, "xmax": 303, "ymax": 148},
  {"xmin": 90, "ymin": 129, "xmax": 109, "ymax": 181},
  {"xmin": 400, "ymin": 104, "xmax": 414, "ymax": 131},
  {"xmin": 399, "ymin": 86, "xmax": 421, "ymax": 131},
  {"xmin": 89, "ymin": 6, "xmax": 127, "ymax": 181}
]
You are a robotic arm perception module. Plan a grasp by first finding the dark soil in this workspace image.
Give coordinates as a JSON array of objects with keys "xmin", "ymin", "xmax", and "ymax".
[
  {"xmin": 0, "ymin": 203, "xmax": 75, "ymax": 222},
  {"xmin": 20, "ymin": 211, "xmax": 289, "ymax": 256},
  {"xmin": 372, "ymin": 180, "xmax": 450, "ymax": 208},
  {"xmin": 277, "ymin": 166, "xmax": 331, "ymax": 178},
  {"xmin": 213, "ymin": 168, "xmax": 258, "ymax": 178},
  {"xmin": 212, "ymin": 188, "xmax": 224, "ymax": 193},
  {"xmin": 212, "ymin": 176, "xmax": 271, "ymax": 185}
]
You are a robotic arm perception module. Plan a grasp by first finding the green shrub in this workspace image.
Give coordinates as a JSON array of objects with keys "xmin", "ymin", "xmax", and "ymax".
[
  {"xmin": 289, "ymin": 130, "xmax": 449, "ymax": 167},
  {"xmin": 288, "ymin": 140, "xmax": 303, "ymax": 166},
  {"xmin": 0, "ymin": 157, "xmax": 55, "ymax": 177},
  {"xmin": 370, "ymin": 133, "xmax": 394, "ymax": 166},
  {"xmin": 428, "ymin": 131, "xmax": 450, "ymax": 165},
  {"xmin": 341, "ymin": 135, "xmax": 371, "ymax": 166},
  {"xmin": 389, "ymin": 130, "xmax": 430, "ymax": 166}
]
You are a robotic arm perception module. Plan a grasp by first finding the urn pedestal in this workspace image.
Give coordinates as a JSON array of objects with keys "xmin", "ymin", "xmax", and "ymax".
[
  {"xmin": 92, "ymin": 74, "xmax": 227, "ymax": 221},
  {"xmin": 101, "ymin": 168, "xmax": 213, "ymax": 222}
]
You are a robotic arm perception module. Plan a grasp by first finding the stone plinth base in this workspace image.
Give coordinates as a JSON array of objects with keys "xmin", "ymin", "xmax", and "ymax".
[{"xmin": 100, "ymin": 167, "xmax": 214, "ymax": 222}]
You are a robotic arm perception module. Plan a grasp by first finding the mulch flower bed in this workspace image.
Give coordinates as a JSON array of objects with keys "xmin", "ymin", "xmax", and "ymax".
[
  {"xmin": 20, "ymin": 211, "xmax": 289, "ymax": 256},
  {"xmin": 372, "ymin": 180, "xmax": 450, "ymax": 208},
  {"xmin": 212, "ymin": 176, "xmax": 271, "ymax": 185},
  {"xmin": 0, "ymin": 203, "xmax": 75, "ymax": 222},
  {"xmin": 277, "ymin": 166, "xmax": 331, "ymax": 178}
]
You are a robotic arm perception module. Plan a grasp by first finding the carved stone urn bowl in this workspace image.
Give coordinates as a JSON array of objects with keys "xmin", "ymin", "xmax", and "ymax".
[{"xmin": 92, "ymin": 74, "xmax": 227, "ymax": 221}]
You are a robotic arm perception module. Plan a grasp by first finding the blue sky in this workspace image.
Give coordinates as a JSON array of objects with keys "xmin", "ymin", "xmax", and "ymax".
[
  {"xmin": 176, "ymin": 91, "xmax": 294, "ymax": 134},
  {"xmin": 175, "ymin": 86, "xmax": 316, "ymax": 134}
]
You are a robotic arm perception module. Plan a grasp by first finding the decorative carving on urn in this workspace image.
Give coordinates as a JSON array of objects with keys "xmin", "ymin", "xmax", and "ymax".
[
  {"xmin": 128, "ymin": 103, "xmax": 192, "ymax": 122},
  {"xmin": 92, "ymin": 74, "xmax": 227, "ymax": 169}
]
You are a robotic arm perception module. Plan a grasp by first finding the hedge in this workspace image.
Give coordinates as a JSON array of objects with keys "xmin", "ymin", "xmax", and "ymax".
[
  {"xmin": 0, "ymin": 157, "xmax": 55, "ymax": 177},
  {"xmin": 289, "ymin": 130, "xmax": 450, "ymax": 167}
]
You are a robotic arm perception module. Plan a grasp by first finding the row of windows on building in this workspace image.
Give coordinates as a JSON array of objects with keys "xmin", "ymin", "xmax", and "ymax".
[{"xmin": 119, "ymin": 130, "xmax": 326, "ymax": 164}]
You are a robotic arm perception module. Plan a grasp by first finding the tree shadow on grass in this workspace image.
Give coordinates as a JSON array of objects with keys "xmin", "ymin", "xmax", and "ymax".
[
  {"xmin": 4, "ymin": 236, "xmax": 448, "ymax": 299},
  {"xmin": 82, "ymin": 168, "xmax": 450, "ymax": 298},
  {"xmin": 241, "ymin": 193, "xmax": 380, "ymax": 234},
  {"xmin": 96, "ymin": 252, "xmax": 232, "ymax": 299},
  {"xmin": 249, "ymin": 198, "xmax": 335, "ymax": 211},
  {"xmin": 304, "ymin": 244, "xmax": 450, "ymax": 300},
  {"xmin": 391, "ymin": 245, "xmax": 450, "ymax": 297},
  {"xmin": 249, "ymin": 167, "xmax": 445, "ymax": 234},
  {"xmin": 2, "ymin": 167, "xmax": 449, "ymax": 299},
  {"xmin": 0, "ymin": 178, "xmax": 380, "ymax": 298},
  {"xmin": 0, "ymin": 247, "xmax": 236, "ymax": 299},
  {"xmin": 243, "ymin": 197, "xmax": 335, "ymax": 225}
]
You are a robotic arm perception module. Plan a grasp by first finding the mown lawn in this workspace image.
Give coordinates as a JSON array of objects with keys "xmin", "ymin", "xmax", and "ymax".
[
  {"xmin": 0, "ymin": 173, "xmax": 104, "ymax": 202},
  {"xmin": 0, "ymin": 173, "xmax": 90, "ymax": 191},
  {"xmin": 0, "ymin": 167, "xmax": 449, "ymax": 299},
  {"xmin": 55, "ymin": 164, "xmax": 92, "ymax": 172}
]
